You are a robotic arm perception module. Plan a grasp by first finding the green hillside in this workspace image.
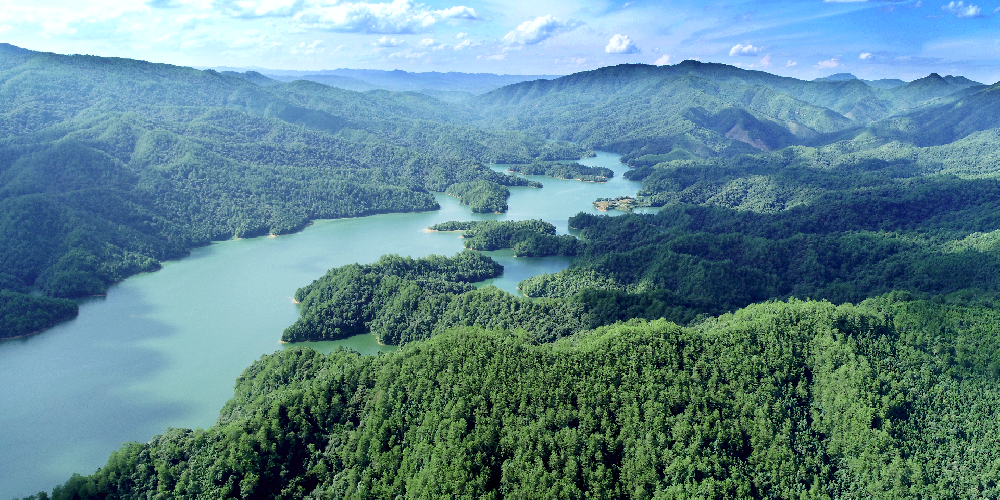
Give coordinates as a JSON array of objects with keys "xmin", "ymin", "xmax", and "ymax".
[
  {"xmin": 15, "ymin": 45, "xmax": 1000, "ymax": 499},
  {"xmin": 36, "ymin": 295, "xmax": 1000, "ymax": 499},
  {"xmin": 0, "ymin": 44, "xmax": 588, "ymax": 338},
  {"xmin": 473, "ymin": 61, "xmax": 984, "ymax": 159}
]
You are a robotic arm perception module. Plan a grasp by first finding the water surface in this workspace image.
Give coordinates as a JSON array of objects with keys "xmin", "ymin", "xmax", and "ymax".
[{"xmin": 0, "ymin": 151, "xmax": 638, "ymax": 498}]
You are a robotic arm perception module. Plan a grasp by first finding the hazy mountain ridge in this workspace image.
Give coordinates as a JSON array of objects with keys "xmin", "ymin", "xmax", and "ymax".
[
  {"xmin": 474, "ymin": 61, "xmax": 989, "ymax": 159},
  {"xmin": 211, "ymin": 65, "xmax": 559, "ymax": 96}
]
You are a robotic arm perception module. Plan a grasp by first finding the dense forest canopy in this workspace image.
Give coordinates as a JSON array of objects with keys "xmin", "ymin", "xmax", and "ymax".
[
  {"xmin": 0, "ymin": 44, "xmax": 588, "ymax": 338},
  {"xmin": 35, "ymin": 295, "xmax": 1000, "ymax": 499},
  {"xmin": 11, "ymin": 42, "xmax": 1000, "ymax": 499}
]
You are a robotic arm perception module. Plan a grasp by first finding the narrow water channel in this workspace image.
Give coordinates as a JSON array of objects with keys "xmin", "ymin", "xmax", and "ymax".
[{"xmin": 0, "ymin": 151, "xmax": 643, "ymax": 499}]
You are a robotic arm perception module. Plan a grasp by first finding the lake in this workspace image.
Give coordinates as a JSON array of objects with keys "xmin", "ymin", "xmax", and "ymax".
[{"xmin": 0, "ymin": 151, "xmax": 644, "ymax": 499}]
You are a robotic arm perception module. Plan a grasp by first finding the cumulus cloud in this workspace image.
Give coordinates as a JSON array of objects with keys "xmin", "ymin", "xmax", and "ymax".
[
  {"xmin": 654, "ymin": 54, "xmax": 672, "ymax": 66},
  {"xmin": 214, "ymin": 0, "xmax": 481, "ymax": 33},
  {"xmin": 816, "ymin": 58, "xmax": 842, "ymax": 68},
  {"xmin": 859, "ymin": 52, "xmax": 873, "ymax": 60},
  {"xmin": 373, "ymin": 36, "xmax": 406, "ymax": 47},
  {"xmin": 760, "ymin": 54, "xmax": 772, "ymax": 67},
  {"xmin": 729, "ymin": 43, "xmax": 761, "ymax": 56},
  {"xmin": 213, "ymin": 0, "xmax": 305, "ymax": 18},
  {"xmin": 606, "ymin": 34, "xmax": 640, "ymax": 54},
  {"xmin": 454, "ymin": 38, "xmax": 474, "ymax": 50},
  {"xmin": 786, "ymin": 60, "xmax": 798, "ymax": 67},
  {"xmin": 942, "ymin": 1, "xmax": 982, "ymax": 17},
  {"xmin": 478, "ymin": 53, "xmax": 507, "ymax": 60},
  {"xmin": 387, "ymin": 48, "xmax": 426, "ymax": 58},
  {"xmin": 503, "ymin": 15, "xmax": 582, "ymax": 46},
  {"xmin": 418, "ymin": 37, "xmax": 435, "ymax": 47}
]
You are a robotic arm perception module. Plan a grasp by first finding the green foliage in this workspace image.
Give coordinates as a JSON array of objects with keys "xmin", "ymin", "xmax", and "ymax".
[
  {"xmin": 508, "ymin": 160, "xmax": 614, "ymax": 182},
  {"xmin": 434, "ymin": 219, "xmax": 582, "ymax": 256},
  {"xmin": 444, "ymin": 180, "xmax": 510, "ymax": 213},
  {"xmin": 520, "ymin": 179, "xmax": 1000, "ymax": 325},
  {"xmin": 0, "ymin": 290, "xmax": 77, "ymax": 338},
  {"xmin": 427, "ymin": 220, "xmax": 481, "ymax": 231},
  {"xmin": 283, "ymin": 251, "xmax": 586, "ymax": 345},
  {"xmin": 43, "ymin": 296, "xmax": 1000, "ymax": 499},
  {"xmin": 0, "ymin": 45, "xmax": 590, "ymax": 332}
]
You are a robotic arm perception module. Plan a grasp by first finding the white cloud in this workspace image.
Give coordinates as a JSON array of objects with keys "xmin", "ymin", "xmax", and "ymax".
[
  {"xmin": 942, "ymin": 1, "xmax": 982, "ymax": 17},
  {"xmin": 654, "ymin": 54, "xmax": 672, "ymax": 65},
  {"xmin": 418, "ymin": 38, "xmax": 435, "ymax": 47},
  {"xmin": 816, "ymin": 58, "xmax": 842, "ymax": 68},
  {"xmin": 729, "ymin": 43, "xmax": 761, "ymax": 56},
  {"xmin": 454, "ymin": 38, "xmax": 473, "ymax": 50},
  {"xmin": 0, "ymin": 2, "xmax": 148, "ymax": 37},
  {"xmin": 478, "ymin": 53, "xmax": 507, "ymax": 60},
  {"xmin": 387, "ymin": 48, "xmax": 425, "ymax": 58},
  {"xmin": 503, "ymin": 15, "xmax": 582, "ymax": 46},
  {"xmin": 437, "ymin": 6, "xmax": 479, "ymax": 20},
  {"xmin": 606, "ymin": 34, "xmax": 640, "ymax": 54},
  {"xmin": 215, "ymin": 0, "xmax": 481, "ymax": 33},
  {"xmin": 859, "ymin": 52, "xmax": 872, "ymax": 60},
  {"xmin": 786, "ymin": 60, "xmax": 798, "ymax": 67},
  {"xmin": 290, "ymin": 39, "xmax": 323, "ymax": 54},
  {"xmin": 760, "ymin": 54, "xmax": 771, "ymax": 67},
  {"xmin": 456, "ymin": 32, "xmax": 468, "ymax": 39},
  {"xmin": 373, "ymin": 35, "xmax": 406, "ymax": 47},
  {"xmin": 213, "ymin": 0, "xmax": 304, "ymax": 18}
]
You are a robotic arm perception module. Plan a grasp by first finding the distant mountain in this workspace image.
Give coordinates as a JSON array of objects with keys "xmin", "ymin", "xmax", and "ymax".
[
  {"xmin": 265, "ymin": 73, "xmax": 381, "ymax": 92},
  {"xmin": 813, "ymin": 73, "xmax": 861, "ymax": 82},
  {"xmin": 212, "ymin": 66, "xmax": 559, "ymax": 95},
  {"xmin": 877, "ymin": 81, "xmax": 1000, "ymax": 146},
  {"xmin": 474, "ymin": 61, "xmax": 986, "ymax": 158}
]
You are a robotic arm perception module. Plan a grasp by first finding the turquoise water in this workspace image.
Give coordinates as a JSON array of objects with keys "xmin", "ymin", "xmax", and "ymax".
[{"xmin": 0, "ymin": 151, "xmax": 639, "ymax": 499}]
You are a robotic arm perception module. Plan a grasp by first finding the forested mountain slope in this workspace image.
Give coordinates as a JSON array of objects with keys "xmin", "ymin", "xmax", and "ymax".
[
  {"xmin": 18, "ymin": 48, "xmax": 1000, "ymax": 499},
  {"xmin": 473, "ymin": 61, "xmax": 984, "ymax": 158},
  {"xmin": 38, "ymin": 295, "xmax": 1000, "ymax": 499},
  {"xmin": 0, "ymin": 43, "xmax": 588, "ymax": 338}
]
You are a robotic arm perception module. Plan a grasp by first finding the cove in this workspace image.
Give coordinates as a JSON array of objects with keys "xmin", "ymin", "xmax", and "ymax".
[{"xmin": 0, "ymin": 151, "xmax": 645, "ymax": 499}]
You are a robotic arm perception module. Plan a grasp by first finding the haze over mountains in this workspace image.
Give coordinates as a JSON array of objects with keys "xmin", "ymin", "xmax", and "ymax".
[{"xmin": 211, "ymin": 66, "xmax": 560, "ymax": 100}]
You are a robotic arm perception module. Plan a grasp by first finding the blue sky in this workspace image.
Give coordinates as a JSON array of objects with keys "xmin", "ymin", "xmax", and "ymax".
[{"xmin": 2, "ymin": 0, "xmax": 999, "ymax": 82}]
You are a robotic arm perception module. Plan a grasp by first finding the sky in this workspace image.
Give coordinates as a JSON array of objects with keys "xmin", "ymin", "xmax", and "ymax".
[{"xmin": 2, "ymin": 0, "xmax": 999, "ymax": 82}]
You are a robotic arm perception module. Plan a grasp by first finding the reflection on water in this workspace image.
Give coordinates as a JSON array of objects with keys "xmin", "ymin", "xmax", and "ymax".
[{"xmin": 0, "ymin": 151, "xmax": 638, "ymax": 499}]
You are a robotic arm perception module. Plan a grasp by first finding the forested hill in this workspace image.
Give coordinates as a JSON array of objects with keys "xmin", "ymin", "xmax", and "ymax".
[
  {"xmin": 38, "ymin": 295, "xmax": 1000, "ymax": 498},
  {"xmin": 473, "ymin": 60, "xmax": 986, "ymax": 158},
  {"xmin": 0, "ymin": 43, "xmax": 589, "ymax": 338}
]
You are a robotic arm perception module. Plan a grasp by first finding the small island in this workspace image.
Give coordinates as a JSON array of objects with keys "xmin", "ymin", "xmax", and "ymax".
[
  {"xmin": 428, "ymin": 220, "xmax": 581, "ymax": 256},
  {"xmin": 445, "ymin": 180, "xmax": 511, "ymax": 213},
  {"xmin": 508, "ymin": 161, "xmax": 614, "ymax": 182},
  {"xmin": 593, "ymin": 196, "xmax": 649, "ymax": 212}
]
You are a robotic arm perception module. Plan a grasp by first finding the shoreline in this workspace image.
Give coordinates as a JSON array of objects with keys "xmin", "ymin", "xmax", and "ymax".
[
  {"xmin": 15, "ymin": 205, "xmax": 446, "ymax": 338},
  {"xmin": 1, "ymin": 313, "xmax": 80, "ymax": 341},
  {"xmin": 505, "ymin": 169, "xmax": 607, "ymax": 183}
]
